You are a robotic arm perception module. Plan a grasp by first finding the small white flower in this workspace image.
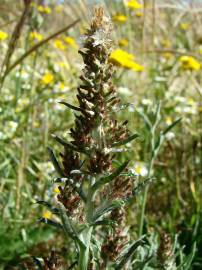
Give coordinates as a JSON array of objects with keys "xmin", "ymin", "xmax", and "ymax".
[
  {"xmin": 141, "ymin": 99, "xmax": 152, "ymax": 106},
  {"xmin": 134, "ymin": 163, "xmax": 148, "ymax": 177},
  {"xmin": 165, "ymin": 131, "xmax": 175, "ymax": 140},
  {"xmin": 118, "ymin": 87, "xmax": 132, "ymax": 96}
]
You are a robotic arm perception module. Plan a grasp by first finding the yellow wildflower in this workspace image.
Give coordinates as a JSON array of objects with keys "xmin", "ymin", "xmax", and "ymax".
[
  {"xmin": 161, "ymin": 39, "xmax": 170, "ymax": 48},
  {"xmin": 57, "ymin": 61, "xmax": 70, "ymax": 70},
  {"xmin": 54, "ymin": 39, "xmax": 66, "ymax": 50},
  {"xmin": 37, "ymin": 5, "xmax": 51, "ymax": 14},
  {"xmin": 109, "ymin": 49, "xmax": 144, "ymax": 72},
  {"xmin": 135, "ymin": 12, "xmax": 143, "ymax": 17},
  {"xmin": 163, "ymin": 52, "xmax": 173, "ymax": 59},
  {"xmin": 63, "ymin": 36, "xmax": 78, "ymax": 48},
  {"xmin": 0, "ymin": 30, "xmax": 8, "ymax": 41},
  {"xmin": 53, "ymin": 186, "xmax": 60, "ymax": 193},
  {"xmin": 41, "ymin": 73, "xmax": 54, "ymax": 85},
  {"xmin": 179, "ymin": 55, "xmax": 201, "ymax": 71},
  {"xmin": 33, "ymin": 121, "xmax": 40, "ymax": 128},
  {"xmin": 180, "ymin": 23, "xmax": 189, "ymax": 30},
  {"xmin": 29, "ymin": 31, "xmax": 43, "ymax": 42},
  {"xmin": 187, "ymin": 98, "xmax": 195, "ymax": 106},
  {"xmin": 55, "ymin": 5, "xmax": 63, "ymax": 12},
  {"xmin": 112, "ymin": 14, "xmax": 127, "ymax": 23},
  {"xmin": 165, "ymin": 117, "xmax": 172, "ymax": 125},
  {"xmin": 126, "ymin": 0, "xmax": 143, "ymax": 9},
  {"xmin": 118, "ymin": 38, "xmax": 129, "ymax": 47},
  {"xmin": 42, "ymin": 211, "xmax": 52, "ymax": 219}
]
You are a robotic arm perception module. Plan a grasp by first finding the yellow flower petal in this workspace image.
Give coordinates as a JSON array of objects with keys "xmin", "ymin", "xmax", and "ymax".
[
  {"xmin": 29, "ymin": 31, "xmax": 43, "ymax": 42},
  {"xmin": 109, "ymin": 49, "xmax": 144, "ymax": 72},
  {"xmin": 118, "ymin": 38, "xmax": 129, "ymax": 47},
  {"xmin": 126, "ymin": 0, "xmax": 143, "ymax": 9},
  {"xmin": 0, "ymin": 30, "xmax": 8, "ymax": 41},
  {"xmin": 54, "ymin": 39, "xmax": 66, "ymax": 50},
  {"xmin": 179, "ymin": 56, "xmax": 201, "ymax": 71},
  {"xmin": 63, "ymin": 36, "xmax": 78, "ymax": 48},
  {"xmin": 112, "ymin": 14, "xmax": 127, "ymax": 23},
  {"xmin": 180, "ymin": 23, "xmax": 189, "ymax": 30},
  {"xmin": 42, "ymin": 211, "xmax": 52, "ymax": 219},
  {"xmin": 41, "ymin": 73, "xmax": 54, "ymax": 85},
  {"xmin": 37, "ymin": 5, "xmax": 51, "ymax": 14}
]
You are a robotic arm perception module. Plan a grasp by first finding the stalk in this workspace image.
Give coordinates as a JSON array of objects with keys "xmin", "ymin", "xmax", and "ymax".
[
  {"xmin": 78, "ymin": 226, "xmax": 93, "ymax": 270},
  {"xmin": 37, "ymin": 7, "xmax": 144, "ymax": 269}
]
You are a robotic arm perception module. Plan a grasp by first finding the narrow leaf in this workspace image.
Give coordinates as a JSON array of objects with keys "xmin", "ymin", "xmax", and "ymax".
[
  {"xmin": 58, "ymin": 204, "xmax": 85, "ymax": 249},
  {"xmin": 52, "ymin": 135, "xmax": 89, "ymax": 155},
  {"xmin": 176, "ymin": 242, "xmax": 196, "ymax": 270},
  {"xmin": 36, "ymin": 200, "xmax": 60, "ymax": 216},
  {"xmin": 112, "ymin": 133, "xmax": 139, "ymax": 147},
  {"xmin": 93, "ymin": 200, "xmax": 124, "ymax": 222},
  {"xmin": 162, "ymin": 117, "xmax": 182, "ymax": 135},
  {"xmin": 47, "ymin": 147, "xmax": 65, "ymax": 177},
  {"xmin": 92, "ymin": 160, "xmax": 129, "ymax": 191},
  {"xmin": 114, "ymin": 236, "xmax": 146, "ymax": 269},
  {"xmin": 38, "ymin": 217, "xmax": 63, "ymax": 229},
  {"xmin": 59, "ymin": 101, "xmax": 82, "ymax": 112}
]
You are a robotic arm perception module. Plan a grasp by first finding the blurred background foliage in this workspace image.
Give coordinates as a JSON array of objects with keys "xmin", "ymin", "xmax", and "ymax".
[{"xmin": 0, "ymin": 0, "xmax": 202, "ymax": 269}]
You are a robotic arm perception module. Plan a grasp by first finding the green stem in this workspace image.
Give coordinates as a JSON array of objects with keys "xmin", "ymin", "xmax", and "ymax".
[
  {"xmin": 138, "ymin": 156, "xmax": 154, "ymax": 237},
  {"xmin": 78, "ymin": 187, "xmax": 95, "ymax": 269},
  {"xmin": 78, "ymin": 226, "xmax": 93, "ymax": 270}
]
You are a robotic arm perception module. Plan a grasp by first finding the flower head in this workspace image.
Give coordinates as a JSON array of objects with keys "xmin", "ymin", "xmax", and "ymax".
[
  {"xmin": 55, "ymin": 5, "xmax": 63, "ymax": 13},
  {"xmin": 126, "ymin": 0, "xmax": 143, "ymax": 9},
  {"xmin": 53, "ymin": 39, "xmax": 66, "ymax": 50},
  {"xmin": 42, "ymin": 211, "xmax": 52, "ymax": 219},
  {"xmin": 41, "ymin": 73, "xmax": 54, "ymax": 85},
  {"xmin": 112, "ymin": 14, "xmax": 127, "ymax": 23},
  {"xmin": 109, "ymin": 49, "xmax": 144, "ymax": 71},
  {"xmin": 0, "ymin": 30, "xmax": 8, "ymax": 41},
  {"xmin": 63, "ymin": 36, "xmax": 78, "ymax": 48},
  {"xmin": 29, "ymin": 31, "xmax": 43, "ymax": 42},
  {"xmin": 179, "ymin": 55, "xmax": 201, "ymax": 71},
  {"xmin": 118, "ymin": 38, "xmax": 129, "ymax": 47},
  {"xmin": 180, "ymin": 23, "xmax": 189, "ymax": 30},
  {"xmin": 37, "ymin": 5, "xmax": 51, "ymax": 14}
]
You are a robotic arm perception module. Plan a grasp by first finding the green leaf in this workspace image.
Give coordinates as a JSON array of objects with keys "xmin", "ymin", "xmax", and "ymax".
[
  {"xmin": 176, "ymin": 242, "xmax": 196, "ymax": 270},
  {"xmin": 59, "ymin": 101, "xmax": 82, "ymax": 112},
  {"xmin": 162, "ymin": 117, "xmax": 182, "ymax": 136},
  {"xmin": 47, "ymin": 147, "xmax": 65, "ymax": 177},
  {"xmin": 114, "ymin": 236, "xmax": 146, "ymax": 269},
  {"xmin": 52, "ymin": 135, "xmax": 89, "ymax": 155},
  {"xmin": 92, "ymin": 160, "xmax": 129, "ymax": 191},
  {"xmin": 38, "ymin": 217, "xmax": 63, "ymax": 229},
  {"xmin": 93, "ymin": 200, "xmax": 124, "ymax": 222},
  {"xmin": 58, "ymin": 204, "xmax": 85, "ymax": 249},
  {"xmin": 36, "ymin": 200, "xmax": 60, "ymax": 216},
  {"xmin": 136, "ymin": 109, "xmax": 152, "ymax": 131},
  {"xmin": 111, "ymin": 133, "xmax": 139, "ymax": 147},
  {"xmin": 91, "ymin": 219, "xmax": 115, "ymax": 227}
]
